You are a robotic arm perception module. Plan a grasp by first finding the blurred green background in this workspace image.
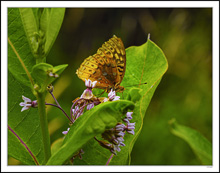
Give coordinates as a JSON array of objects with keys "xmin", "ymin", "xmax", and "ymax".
[{"xmin": 9, "ymin": 8, "xmax": 212, "ymax": 165}]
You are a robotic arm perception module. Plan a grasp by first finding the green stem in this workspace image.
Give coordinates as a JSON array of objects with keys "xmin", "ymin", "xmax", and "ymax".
[
  {"xmin": 37, "ymin": 91, "xmax": 51, "ymax": 164},
  {"xmin": 36, "ymin": 56, "xmax": 46, "ymax": 64},
  {"xmin": 36, "ymin": 58, "xmax": 42, "ymax": 64}
]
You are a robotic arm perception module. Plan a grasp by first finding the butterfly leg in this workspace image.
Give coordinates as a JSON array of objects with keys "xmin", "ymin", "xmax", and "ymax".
[{"xmin": 95, "ymin": 90, "xmax": 106, "ymax": 97}]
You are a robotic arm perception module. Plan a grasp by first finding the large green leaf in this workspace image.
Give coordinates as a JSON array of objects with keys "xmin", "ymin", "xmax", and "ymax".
[
  {"xmin": 46, "ymin": 100, "xmax": 135, "ymax": 165},
  {"xmin": 40, "ymin": 8, "xmax": 65, "ymax": 57},
  {"xmin": 8, "ymin": 9, "xmax": 44, "ymax": 164},
  {"xmin": 169, "ymin": 119, "xmax": 212, "ymax": 165},
  {"xmin": 8, "ymin": 71, "xmax": 44, "ymax": 165},
  {"xmin": 8, "ymin": 8, "xmax": 35, "ymax": 88},
  {"xmin": 120, "ymin": 39, "xmax": 168, "ymax": 164},
  {"xmin": 19, "ymin": 8, "xmax": 39, "ymax": 56},
  {"xmin": 72, "ymin": 38, "xmax": 168, "ymax": 165}
]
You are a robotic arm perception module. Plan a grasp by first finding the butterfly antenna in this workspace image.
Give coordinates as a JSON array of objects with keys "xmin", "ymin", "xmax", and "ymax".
[
  {"xmin": 124, "ymin": 82, "xmax": 147, "ymax": 88},
  {"xmin": 95, "ymin": 90, "xmax": 105, "ymax": 97}
]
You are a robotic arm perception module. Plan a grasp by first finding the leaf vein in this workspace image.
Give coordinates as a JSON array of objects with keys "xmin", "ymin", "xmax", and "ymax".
[
  {"xmin": 8, "ymin": 37, "xmax": 34, "ymax": 86},
  {"xmin": 13, "ymin": 110, "xmax": 29, "ymax": 130},
  {"xmin": 25, "ymin": 124, "xmax": 40, "ymax": 144}
]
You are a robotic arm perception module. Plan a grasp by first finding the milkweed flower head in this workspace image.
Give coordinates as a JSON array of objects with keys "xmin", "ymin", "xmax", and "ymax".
[
  {"xmin": 80, "ymin": 79, "xmax": 97, "ymax": 100},
  {"xmin": 71, "ymin": 79, "xmax": 100, "ymax": 121},
  {"xmin": 98, "ymin": 111, "xmax": 135, "ymax": 155},
  {"xmin": 103, "ymin": 89, "xmax": 120, "ymax": 102}
]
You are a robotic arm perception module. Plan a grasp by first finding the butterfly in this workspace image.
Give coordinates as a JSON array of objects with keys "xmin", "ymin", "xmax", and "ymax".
[{"xmin": 76, "ymin": 35, "xmax": 126, "ymax": 93}]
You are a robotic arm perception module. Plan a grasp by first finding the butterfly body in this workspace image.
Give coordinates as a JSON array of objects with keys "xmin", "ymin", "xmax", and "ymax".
[{"xmin": 76, "ymin": 35, "xmax": 126, "ymax": 93}]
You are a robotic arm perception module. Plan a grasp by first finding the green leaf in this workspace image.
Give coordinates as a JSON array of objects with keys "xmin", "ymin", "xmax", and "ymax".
[
  {"xmin": 8, "ymin": 8, "xmax": 66, "ymax": 165},
  {"xmin": 8, "ymin": 8, "xmax": 35, "ymax": 87},
  {"xmin": 8, "ymin": 70, "xmax": 44, "ymax": 165},
  {"xmin": 125, "ymin": 87, "xmax": 142, "ymax": 103},
  {"xmin": 51, "ymin": 138, "xmax": 64, "ymax": 156},
  {"xmin": 31, "ymin": 8, "xmax": 41, "ymax": 27},
  {"xmin": 31, "ymin": 63, "xmax": 68, "ymax": 92},
  {"xmin": 53, "ymin": 64, "xmax": 68, "ymax": 74},
  {"xmin": 73, "ymin": 38, "xmax": 168, "ymax": 165},
  {"xmin": 169, "ymin": 119, "xmax": 212, "ymax": 165},
  {"xmin": 46, "ymin": 100, "xmax": 135, "ymax": 165},
  {"xmin": 40, "ymin": 8, "xmax": 65, "ymax": 57},
  {"xmin": 19, "ymin": 8, "xmax": 40, "ymax": 55},
  {"xmin": 19, "ymin": 8, "xmax": 65, "ymax": 61},
  {"xmin": 112, "ymin": 39, "xmax": 168, "ymax": 165}
]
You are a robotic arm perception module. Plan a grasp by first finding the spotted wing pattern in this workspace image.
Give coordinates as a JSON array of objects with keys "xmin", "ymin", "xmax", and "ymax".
[{"xmin": 76, "ymin": 35, "xmax": 126, "ymax": 92}]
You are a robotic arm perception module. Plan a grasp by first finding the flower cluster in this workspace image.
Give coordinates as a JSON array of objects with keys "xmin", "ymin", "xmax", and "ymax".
[
  {"xmin": 103, "ymin": 89, "xmax": 120, "ymax": 102},
  {"xmin": 98, "ymin": 111, "xmax": 135, "ymax": 155},
  {"xmin": 70, "ymin": 79, "xmax": 100, "ymax": 121}
]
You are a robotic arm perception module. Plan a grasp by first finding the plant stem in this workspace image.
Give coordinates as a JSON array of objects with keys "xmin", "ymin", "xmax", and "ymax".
[
  {"xmin": 45, "ymin": 103, "xmax": 73, "ymax": 123},
  {"xmin": 36, "ymin": 58, "xmax": 41, "ymax": 64},
  {"xmin": 106, "ymin": 154, "xmax": 114, "ymax": 165},
  {"xmin": 37, "ymin": 92, "xmax": 51, "ymax": 164},
  {"xmin": 49, "ymin": 91, "xmax": 61, "ymax": 108}
]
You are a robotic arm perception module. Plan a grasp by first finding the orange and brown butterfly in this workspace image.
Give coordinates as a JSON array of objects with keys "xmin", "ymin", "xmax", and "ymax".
[{"xmin": 76, "ymin": 35, "xmax": 126, "ymax": 93}]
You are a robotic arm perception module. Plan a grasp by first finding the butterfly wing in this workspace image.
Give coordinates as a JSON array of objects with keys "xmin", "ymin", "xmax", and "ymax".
[
  {"xmin": 76, "ymin": 54, "xmax": 113, "ymax": 89},
  {"xmin": 105, "ymin": 35, "xmax": 126, "ymax": 85},
  {"xmin": 76, "ymin": 35, "xmax": 126, "ymax": 91}
]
